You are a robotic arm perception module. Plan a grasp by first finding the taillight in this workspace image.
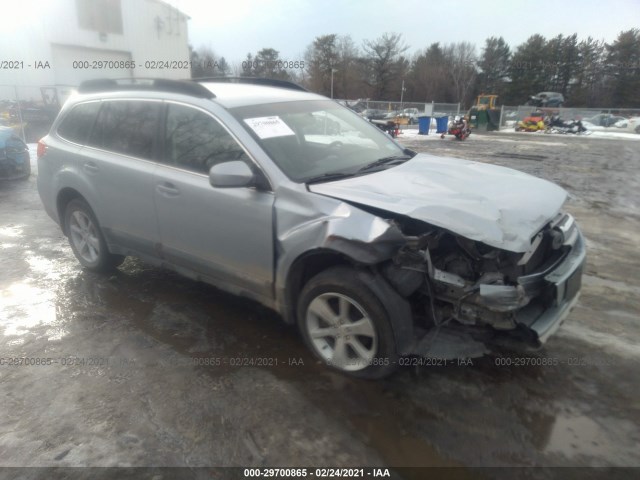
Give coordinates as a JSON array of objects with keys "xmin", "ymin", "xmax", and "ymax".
[{"xmin": 37, "ymin": 139, "xmax": 47, "ymax": 158}]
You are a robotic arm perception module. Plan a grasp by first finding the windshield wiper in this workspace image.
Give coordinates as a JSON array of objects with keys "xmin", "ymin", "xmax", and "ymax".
[
  {"xmin": 356, "ymin": 154, "xmax": 412, "ymax": 173},
  {"xmin": 305, "ymin": 171, "xmax": 358, "ymax": 184}
]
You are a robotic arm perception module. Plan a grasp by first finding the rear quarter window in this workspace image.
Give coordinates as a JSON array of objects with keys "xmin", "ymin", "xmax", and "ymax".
[
  {"xmin": 87, "ymin": 100, "xmax": 160, "ymax": 160},
  {"xmin": 56, "ymin": 102, "xmax": 101, "ymax": 144}
]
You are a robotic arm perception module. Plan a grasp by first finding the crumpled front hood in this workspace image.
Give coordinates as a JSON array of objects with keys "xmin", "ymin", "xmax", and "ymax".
[{"xmin": 308, "ymin": 153, "xmax": 567, "ymax": 253}]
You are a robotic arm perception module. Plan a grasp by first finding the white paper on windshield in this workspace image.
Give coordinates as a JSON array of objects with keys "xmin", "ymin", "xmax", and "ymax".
[{"xmin": 244, "ymin": 116, "xmax": 295, "ymax": 139}]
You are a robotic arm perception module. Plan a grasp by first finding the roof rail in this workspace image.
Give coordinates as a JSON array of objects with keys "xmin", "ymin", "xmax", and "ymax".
[
  {"xmin": 192, "ymin": 76, "xmax": 307, "ymax": 92},
  {"xmin": 77, "ymin": 78, "xmax": 215, "ymax": 98}
]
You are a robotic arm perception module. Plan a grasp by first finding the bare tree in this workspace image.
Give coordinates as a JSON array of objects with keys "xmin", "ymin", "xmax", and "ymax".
[
  {"xmin": 444, "ymin": 42, "xmax": 477, "ymax": 107},
  {"xmin": 336, "ymin": 36, "xmax": 361, "ymax": 99},
  {"xmin": 362, "ymin": 32, "xmax": 409, "ymax": 100}
]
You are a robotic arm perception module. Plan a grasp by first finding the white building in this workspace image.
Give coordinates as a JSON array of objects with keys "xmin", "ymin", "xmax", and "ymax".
[{"xmin": 0, "ymin": 0, "xmax": 190, "ymax": 104}]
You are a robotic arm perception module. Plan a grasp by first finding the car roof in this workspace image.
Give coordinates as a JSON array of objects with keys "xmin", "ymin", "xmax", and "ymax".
[
  {"xmin": 73, "ymin": 78, "xmax": 327, "ymax": 110},
  {"xmin": 200, "ymin": 82, "xmax": 326, "ymax": 109}
]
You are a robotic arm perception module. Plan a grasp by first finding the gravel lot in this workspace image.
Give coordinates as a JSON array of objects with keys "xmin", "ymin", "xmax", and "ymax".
[{"xmin": 0, "ymin": 131, "xmax": 638, "ymax": 478}]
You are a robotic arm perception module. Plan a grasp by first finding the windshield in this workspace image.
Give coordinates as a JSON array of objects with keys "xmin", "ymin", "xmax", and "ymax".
[{"xmin": 230, "ymin": 100, "xmax": 406, "ymax": 182}]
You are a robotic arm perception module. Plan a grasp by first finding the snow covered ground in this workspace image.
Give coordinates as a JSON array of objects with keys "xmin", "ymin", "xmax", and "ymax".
[
  {"xmin": 395, "ymin": 125, "xmax": 640, "ymax": 143},
  {"xmin": 495, "ymin": 128, "xmax": 640, "ymax": 141}
]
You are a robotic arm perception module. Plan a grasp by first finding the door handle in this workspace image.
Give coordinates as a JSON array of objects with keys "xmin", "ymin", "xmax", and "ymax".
[
  {"xmin": 156, "ymin": 182, "xmax": 180, "ymax": 197},
  {"xmin": 83, "ymin": 162, "xmax": 99, "ymax": 174}
]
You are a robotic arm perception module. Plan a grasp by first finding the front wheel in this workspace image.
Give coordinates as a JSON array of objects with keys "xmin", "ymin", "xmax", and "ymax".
[
  {"xmin": 297, "ymin": 267, "xmax": 399, "ymax": 379},
  {"xmin": 64, "ymin": 198, "xmax": 125, "ymax": 272}
]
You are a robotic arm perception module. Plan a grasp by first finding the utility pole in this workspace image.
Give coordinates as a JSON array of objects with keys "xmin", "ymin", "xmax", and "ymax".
[
  {"xmin": 331, "ymin": 68, "xmax": 338, "ymax": 99},
  {"xmin": 400, "ymin": 79, "xmax": 406, "ymax": 110}
]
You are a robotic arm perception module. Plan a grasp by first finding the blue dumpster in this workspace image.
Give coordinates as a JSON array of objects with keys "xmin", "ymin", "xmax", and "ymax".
[
  {"xmin": 436, "ymin": 116, "xmax": 448, "ymax": 134},
  {"xmin": 418, "ymin": 115, "xmax": 431, "ymax": 135}
]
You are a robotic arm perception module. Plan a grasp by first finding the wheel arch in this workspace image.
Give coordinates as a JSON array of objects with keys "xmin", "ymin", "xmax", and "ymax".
[
  {"xmin": 57, "ymin": 187, "xmax": 86, "ymax": 235},
  {"xmin": 282, "ymin": 249, "xmax": 416, "ymax": 356},
  {"xmin": 282, "ymin": 249, "xmax": 353, "ymax": 325}
]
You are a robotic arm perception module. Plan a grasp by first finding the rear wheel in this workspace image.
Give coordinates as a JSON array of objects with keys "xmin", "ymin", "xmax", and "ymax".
[
  {"xmin": 297, "ymin": 267, "xmax": 399, "ymax": 379},
  {"xmin": 64, "ymin": 198, "xmax": 125, "ymax": 272}
]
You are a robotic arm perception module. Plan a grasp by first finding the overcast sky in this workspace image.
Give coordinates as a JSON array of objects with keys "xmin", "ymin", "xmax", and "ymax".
[{"xmin": 168, "ymin": 0, "xmax": 640, "ymax": 65}]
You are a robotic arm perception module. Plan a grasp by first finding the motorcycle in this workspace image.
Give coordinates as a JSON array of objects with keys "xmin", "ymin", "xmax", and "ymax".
[{"xmin": 440, "ymin": 119, "xmax": 471, "ymax": 140}]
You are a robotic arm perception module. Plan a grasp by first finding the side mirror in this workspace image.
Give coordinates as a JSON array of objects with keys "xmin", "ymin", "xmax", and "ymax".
[
  {"xmin": 403, "ymin": 147, "xmax": 417, "ymax": 157},
  {"xmin": 209, "ymin": 161, "xmax": 254, "ymax": 188}
]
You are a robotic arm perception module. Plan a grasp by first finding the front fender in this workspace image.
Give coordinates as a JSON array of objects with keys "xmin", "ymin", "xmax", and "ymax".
[
  {"xmin": 273, "ymin": 185, "xmax": 414, "ymax": 352},
  {"xmin": 274, "ymin": 185, "xmax": 405, "ymax": 296}
]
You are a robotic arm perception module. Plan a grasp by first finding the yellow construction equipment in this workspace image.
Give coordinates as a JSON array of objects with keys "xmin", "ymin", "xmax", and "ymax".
[
  {"xmin": 468, "ymin": 94, "xmax": 500, "ymax": 131},
  {"xmin": 474, "ymin": 94, "xmax": 499, "ymax": 110}
]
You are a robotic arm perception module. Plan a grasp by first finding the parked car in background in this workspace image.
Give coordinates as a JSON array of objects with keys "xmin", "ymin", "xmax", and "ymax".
[
  {"xmin": 382, "ymin": 108, "xmax": 420, "ymax": 125},
  {"xmin": 0, "ymin": 127, "xmax": 30, "ymax": 180},
  {"xmin": 614, "ymin": 116, "xmax": 640, "ymax": 134},
  {"xmin": 36, "ymin": 77, "xmax": 585, "ymax": 379},
  {"xmin": 582, "ymin": 113, "xmax": 626, "ymax": 128},
  {"xmin": 399, "ymin": 108, "xmax": 420, "ymax": 124},
  {"xmin": 361, "ymin": 109, "xmax": 388, "ymax": 120},
  {"xmin": 526, "ymin": 92, "xmax": 564, "ymax": 108}
]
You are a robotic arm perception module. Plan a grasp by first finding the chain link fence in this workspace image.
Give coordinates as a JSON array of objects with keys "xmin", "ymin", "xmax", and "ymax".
[
  {"xmin": 338, "ymin": 99, "xmax": 461, "ymax": 124},
  {"xmin": 499, "ymin": 105, "xmax": 640, "ymax": 132},
  {"xmin": 5, "ymin": 83, "xmax": 639, "ymax": 142},
  {"xmin": 0, "ymin": 85, "xmax": 76, "ymax": 142}
]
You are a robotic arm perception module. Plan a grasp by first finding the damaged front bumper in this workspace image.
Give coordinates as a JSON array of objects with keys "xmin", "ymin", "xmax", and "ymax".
[
  {"xmin": 412, "ymin": 215, "xmax": 586, "ymax": 358},
  {"xmin": 514, "ymin": 223, "xmax": 586, "ymax": 344},
  {"xmin": 467, "ymin": 214, "xmax": 585, "ymax": 345}
]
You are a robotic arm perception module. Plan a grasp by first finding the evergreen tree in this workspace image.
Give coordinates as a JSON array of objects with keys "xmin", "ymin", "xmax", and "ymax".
[
  {"xmin": 606, "ymin": 29, "xmax": 640, "ymax": 107},
  {"xmin": 477, "ymin": 37, "xmax": 511, "ymax": 97}
]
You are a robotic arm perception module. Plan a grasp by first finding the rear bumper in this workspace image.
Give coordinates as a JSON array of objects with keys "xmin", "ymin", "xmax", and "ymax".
[
  {"xmin": 0, "ymin": 157, "xmax": 30, "ymax": 179},
  {"xmin": 36, "ymin": 158, "xmax": 60, "ymax": 225}
]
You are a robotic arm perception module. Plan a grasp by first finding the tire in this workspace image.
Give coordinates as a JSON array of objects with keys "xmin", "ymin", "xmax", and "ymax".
[
  {"xmin": 19, "ymin": 161, "xmax": 31, "ymax": 180},
  {"xmin": 64, "ymin": 198, "xmax": 125, "ymax": 272},
  {"xmin": 635, "ymin": 126, "xmax": 640, "ymax": 134},
  {"xmin": 297, "ymin": 266, "xmax": 399, "ymax": 379}
]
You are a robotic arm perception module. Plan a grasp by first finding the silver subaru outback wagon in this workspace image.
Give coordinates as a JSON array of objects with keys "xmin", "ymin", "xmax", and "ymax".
[{"xmin": 37, "ymin": 78, "xmax": 585, "ymax": 378}]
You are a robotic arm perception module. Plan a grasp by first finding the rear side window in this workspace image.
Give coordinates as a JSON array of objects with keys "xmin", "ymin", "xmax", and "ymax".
[
  {"xmin": 57, "ymin": 102, "xmax": 101, "ymax": 144},
  {"xmin": 88, "ymin": 100, "xmax": 160, "ymax": 160},
  {"xmin": 164, "ymin": 103, "xmax": 250, "ymax": 174}
]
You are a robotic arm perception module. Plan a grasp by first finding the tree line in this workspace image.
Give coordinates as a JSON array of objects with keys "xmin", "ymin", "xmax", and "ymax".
[{"xmin": 190, "ymin": 29, "xmax": 640, "ymax": 108}]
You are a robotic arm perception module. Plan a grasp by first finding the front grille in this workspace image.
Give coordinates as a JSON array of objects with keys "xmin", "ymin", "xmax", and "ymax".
[{"xmin": 564, "ymin": 263, "xmax": 583, "ymax": 301}]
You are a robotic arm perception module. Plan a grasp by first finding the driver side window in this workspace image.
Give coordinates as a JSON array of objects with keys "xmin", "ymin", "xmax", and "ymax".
[{"xmin": 165, "ymin": 104, "xmax": 249, "ymax": 174}]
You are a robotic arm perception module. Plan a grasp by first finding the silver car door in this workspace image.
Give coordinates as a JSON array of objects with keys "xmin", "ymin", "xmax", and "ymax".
[
  {"xmin": 82, "ymin": 100, "xmax": 161, "ymax": 256},
  {"xmin": 153, "ymin": 102, "xmax": 274, "ymax": 299}
]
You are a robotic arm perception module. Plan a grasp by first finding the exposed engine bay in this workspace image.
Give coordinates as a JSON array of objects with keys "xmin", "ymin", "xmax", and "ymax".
[{"xmin": 378, "ymin": 211, "xmax": 583, "ymax": 355}]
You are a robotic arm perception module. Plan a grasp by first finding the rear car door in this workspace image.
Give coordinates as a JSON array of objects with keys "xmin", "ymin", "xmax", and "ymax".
[
  {"xmin": 82, "ymin": 100, "xmax": 161, "ymax": 256},
  {"xmin": 153, "ymin": 102, "xmax": 274, "ymax": 299}
]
